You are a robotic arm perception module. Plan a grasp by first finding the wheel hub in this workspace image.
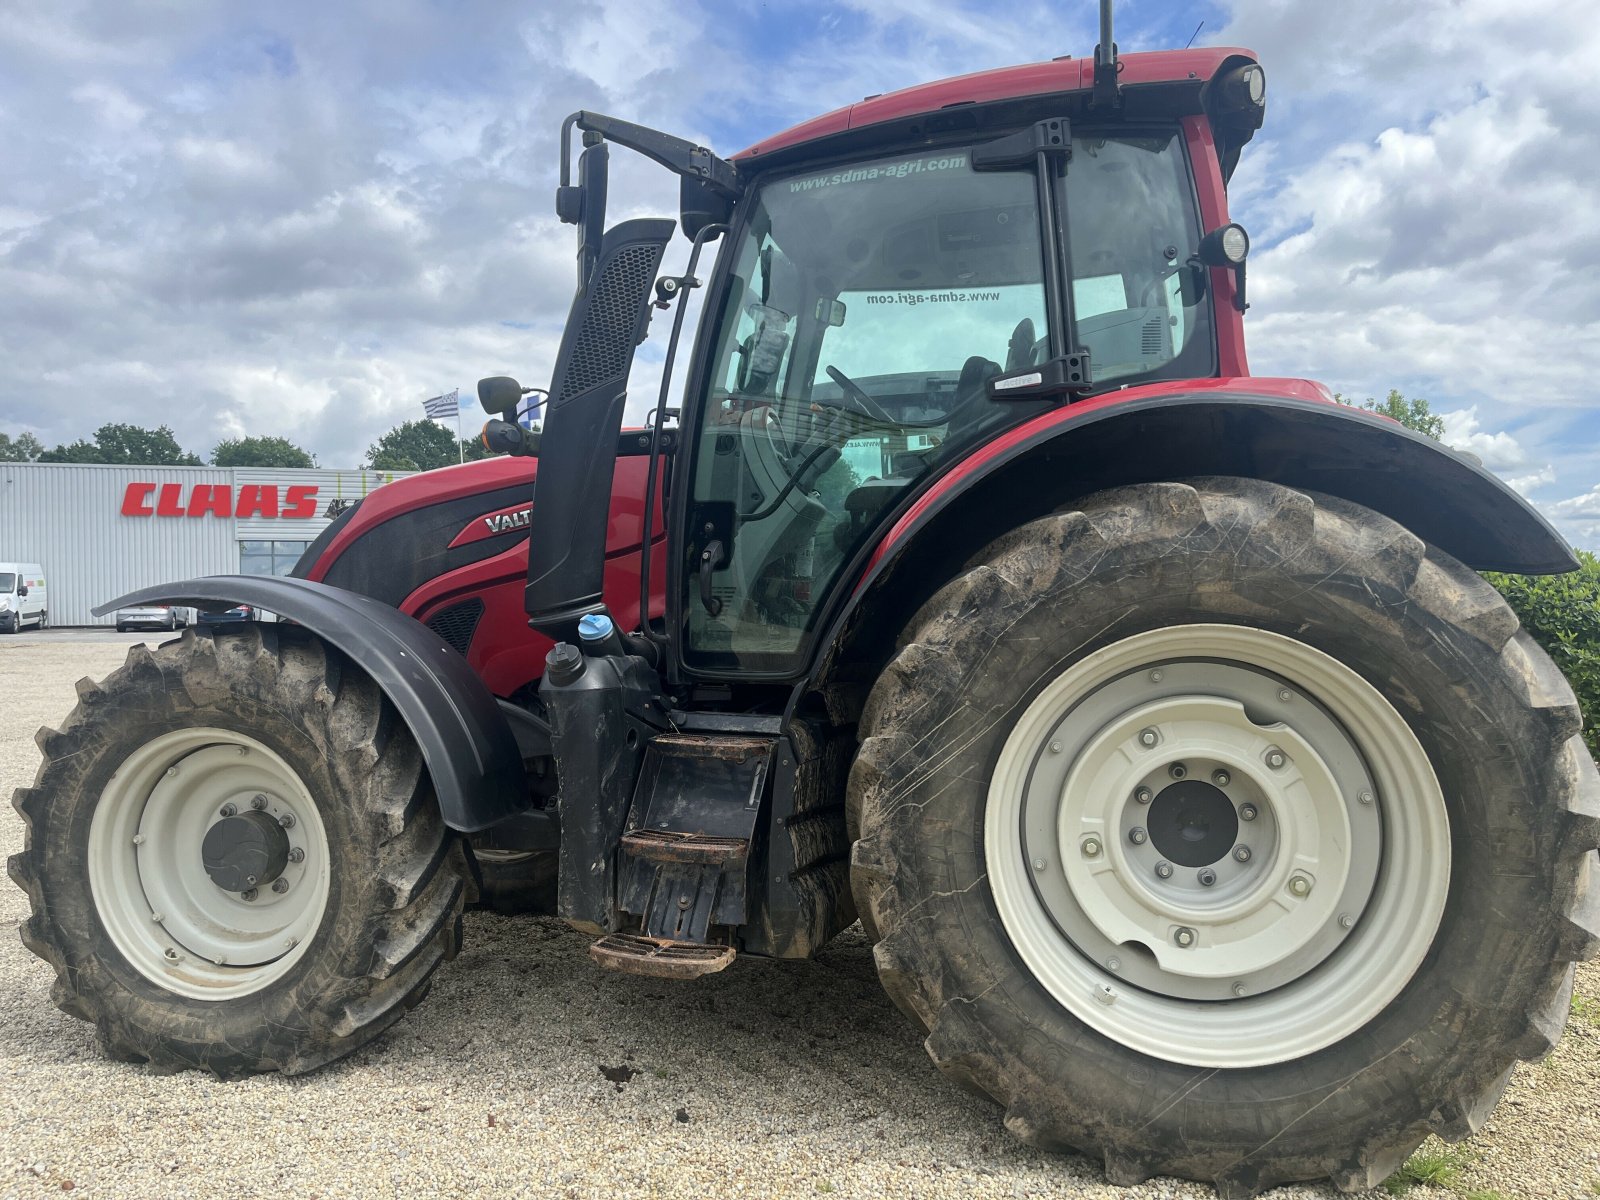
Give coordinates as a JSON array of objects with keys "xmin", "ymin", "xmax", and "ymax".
[
  {"xmin": 988, "ymin": 625, "xmax": 1450, "ymax": 1067},
  {"xmin": 1146, "ymin": 780, "xmax": 1237, "ymax": 867},
  {"xmin": 201, "ymin": 810, "xmax": 290, "ymax": 893},
  {"xmin": 88, "ymin": 730, "xmax": 330, "ymax": 998}
]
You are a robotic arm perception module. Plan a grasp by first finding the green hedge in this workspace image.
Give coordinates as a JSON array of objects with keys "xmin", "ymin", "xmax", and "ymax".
[{"xmin": 1485, "ymin": 550, "xmax": 1600, "ymax": 760}]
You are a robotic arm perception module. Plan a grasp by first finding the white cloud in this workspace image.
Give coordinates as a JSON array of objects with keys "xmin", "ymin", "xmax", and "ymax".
[{"xmin": 1440, "ymin": 407, "xmax": 1536, "ymax": 474}]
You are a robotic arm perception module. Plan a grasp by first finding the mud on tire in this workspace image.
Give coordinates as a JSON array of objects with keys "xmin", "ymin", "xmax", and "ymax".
[
  {"xmin": 847, "ymin": 478, "xmax": 1600, "ymax": 1196},
  {"xmin": 7, "ymin": 625, "xmax": 471, "ymax": 1076}
]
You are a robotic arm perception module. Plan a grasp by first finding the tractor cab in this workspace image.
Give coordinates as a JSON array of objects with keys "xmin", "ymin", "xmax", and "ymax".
[
  {"xmin": 501, "ymin": 45, "xmax": 1265, "ymax": 684},
  {"xmin": 680, "ymin": 125, "xmax": 1223, "ymax": 674}
]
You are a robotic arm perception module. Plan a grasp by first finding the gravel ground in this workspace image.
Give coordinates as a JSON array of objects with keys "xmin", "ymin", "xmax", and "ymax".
[{"xmin": 2, "ymin": 632, "xmax": 1597, "ymax": 1200}]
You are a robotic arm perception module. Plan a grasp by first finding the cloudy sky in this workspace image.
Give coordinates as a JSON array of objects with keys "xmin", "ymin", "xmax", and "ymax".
[{"xmin": 2, "ymin": 0, "xmax": 1597, "ymax": 548}]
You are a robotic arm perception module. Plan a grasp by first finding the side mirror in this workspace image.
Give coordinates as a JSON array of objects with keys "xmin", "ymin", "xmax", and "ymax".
[
  {"xmin": 478, "ymin": 376, "xmax": 526, "ymax": 416},
  {"xmin": 17, "ymin": 585, "xmax": 27, "ymax": 598}
]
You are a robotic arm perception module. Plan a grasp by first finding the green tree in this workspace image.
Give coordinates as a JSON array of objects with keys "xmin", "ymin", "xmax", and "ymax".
[
  {"xmin": 365, "ymin": 419, "xmax": 489, "ymax": 472},
  {"xmin": 0, "ymin": 431, "xmax": 43, "ymax": 461},
  {"xmin": 1485, "ymin": 552, "xmax": 1600, "ymax": 762},
  {"xmin": 37, "ymin": 423, "xmax": 202, "ymax": 465},
  {"xmin": 1333, "ymin": 389, "xmax": 1445, "ymax": 440},
  {"xmin": 212, "ymin": 435, "xmax": 318, "ymax": 468}
]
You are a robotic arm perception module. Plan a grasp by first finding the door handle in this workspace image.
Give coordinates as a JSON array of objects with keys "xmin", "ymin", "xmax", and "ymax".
[{"xmin": 699, "ymin": 539, "xmax": 725, "ymax": 616}]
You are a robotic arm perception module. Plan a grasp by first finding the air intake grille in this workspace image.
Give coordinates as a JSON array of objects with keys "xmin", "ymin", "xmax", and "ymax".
[
  {"xmin": 557, "ymin": 244, "xmax": 662, "ymax": 402},
  {"xmin": 425, "ymin": 598, "xmax": 484, "ymax": 656}
]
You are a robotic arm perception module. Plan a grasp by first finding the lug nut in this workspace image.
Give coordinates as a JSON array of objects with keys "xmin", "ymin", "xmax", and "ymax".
[
  {"xmin": 1095, "ymin": 984, "xmax": 1117, "ymax": 1006},
  {"xmin": 251, "ymin": 793, "xmax": 268, "ymax": 810},
  {"xmin": 241, "ymin": 887, "xmax": 259, "ymax": 902},
  {"xmin": 1081, "ymin": 837, "xmax": 1102, "ymax": 859},
  {"xmin": 131, "ymin": 834, "xmax": 145, "ymax": 846},
  {"xmin": 163, "ymin": 948, "xmax": 179, "ymax": 961},
  {"xmin": 1155, "ymin": 861, "xmax": 1174, "ymax": 880},
  {"xmin": 278, "ymin": 812, "xmax": 295, "ymax": 829},
  {"xmin": 1128, "ymin": 827, "xmax": 1148, "ymax": 846},
  {"xmin": 1277, "ymin": 688, "xmax": 1292, "ymax": 702},
  {"xmin": 1148, "ymin": 669, "xmax": 1164, "ymax": 683},
  {"xmin": 288, "ymin": 847, "xmax": 305, "ymax": 864},
  {"xmin": 272, "ymin": 878, "xmax": 290, "ymax": 894},
  {"xmin": 1359, "ymin": 790, "xmax": 1374, "ymax": 806},
  {"xmin": 1173, "ymin": 926, "xmax": 1196, "ymax": 948},
  {"xmin": 1169, "ymin": 762, "xmax": 1187, "ymax": 779},
  {"xmin": 1198, "ymin": 868, "xmax": 1217, "ymax": 887},
  {"xmin": 1138, "ymin": 728, "xmax": 1159, "ymax": 748},
  {"xmin": 219, "ymin": 803, "xmax": 237, "ymax": 818},
  {"xmin": 1233, "ymin": 845, "xmax": 1252, "ymax": 863},
  {"xmin": 1106, "ymin": 957, "xmax": 1122, "ymax": 972},
  {"xmin": 1232, "ymin": 982, "xmax": 1247, "ymax": 997},
  {"xmin": 1212, "ymin": 769, "xmax": 1231, "ymax": 786},
  {"xmin": 1032, "ymin": 858, "xmax": 1047, "ymax": 872},
  {"xmin": 1288, "ymin": 874, "xmax": 1312, "ymax": 898},
  {"xmin": 1339, "ymin": 913, "xmax": 1354, "ymax": 929},
  {"xmin": 1049, "ymin": 740, "xmax": 1063, "ymax": 754},
  {"xmin": 1263, "ymin": 747, "xmax": 1287, "ymax": 770},
  {"xmin": 1238, "ymin": 803, "xmax": 1258, "ymax": 822},
  {"xmin": 1134, "ymin": 786, "xmax": 1153, "ymax": 804}
]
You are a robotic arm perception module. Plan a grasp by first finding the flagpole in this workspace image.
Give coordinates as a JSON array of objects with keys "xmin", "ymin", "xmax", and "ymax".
[{"xmin": 456, "ymin": 397, "xmax": 463, "ymax": 465}]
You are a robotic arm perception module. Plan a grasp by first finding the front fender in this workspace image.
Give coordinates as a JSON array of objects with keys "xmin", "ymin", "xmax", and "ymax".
[
  {"xmin": 93, "ymin": 576, "xmax": 526, "ymax": 833},
  {"xmin": 800, "ymin": 387, "xmax": 1575, "ymax": 708}
]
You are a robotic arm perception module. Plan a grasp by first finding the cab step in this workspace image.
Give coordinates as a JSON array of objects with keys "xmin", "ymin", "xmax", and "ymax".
[
  {"xmin": 619, "ymin": 827, "xmax": 748, "ymax": 864},
  {"xmin": 589, "ymin": 933, "xmax": 737, "ymax": 979}
]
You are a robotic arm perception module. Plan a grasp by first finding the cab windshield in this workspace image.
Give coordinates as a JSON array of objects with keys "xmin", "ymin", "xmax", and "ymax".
[
  {"xmin": 0, "ymin": 574, "xmax": 15, "ymax": 593},
  {"xmin": 683, "ymin": 130, "xmax": 1210, "ymax": 672}
]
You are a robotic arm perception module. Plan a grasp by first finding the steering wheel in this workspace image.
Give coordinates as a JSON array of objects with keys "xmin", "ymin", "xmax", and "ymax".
[{"xmin": 824, "ymin": 365, "xmax": 897, "ymax": 425}]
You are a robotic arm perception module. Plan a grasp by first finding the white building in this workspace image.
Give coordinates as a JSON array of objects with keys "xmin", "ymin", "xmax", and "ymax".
[{"xmin": 0, "ymin": 462, "xmax": 408, "ymax": 626}]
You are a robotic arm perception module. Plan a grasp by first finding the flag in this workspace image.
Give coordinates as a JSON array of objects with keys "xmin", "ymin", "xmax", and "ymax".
[
  {"xmin": 422, "ymin": 388, "xmax": 459, "ymax": 420},
  {"xmin": 519, "ymin": 390, "xmax": 546, "ymax": 428}
]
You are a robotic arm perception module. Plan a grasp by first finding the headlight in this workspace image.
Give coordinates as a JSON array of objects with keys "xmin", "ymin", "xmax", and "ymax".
[{"xmin": 1197, "ymin": 223, "xmax": 1250, "ymax": 267}]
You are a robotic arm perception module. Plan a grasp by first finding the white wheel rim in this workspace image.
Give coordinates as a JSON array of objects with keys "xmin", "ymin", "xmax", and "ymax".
[
  {"xmin": 88, "ymin": 728, "xmax": 331, "ymax": 1000},
  {"xmin": 985, "ymin": 625, "xmax": 1449, "ymax": 1068}
]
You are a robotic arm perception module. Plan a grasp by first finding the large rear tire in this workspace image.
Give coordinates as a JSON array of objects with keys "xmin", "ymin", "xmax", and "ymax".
[
  {"xmin": 848, "ymin": 478, "xmax": 1600, "ymax": 1196},
  {"xmin": 7, "ymin": 625, "xmax": 471, "ymax": 1076}
]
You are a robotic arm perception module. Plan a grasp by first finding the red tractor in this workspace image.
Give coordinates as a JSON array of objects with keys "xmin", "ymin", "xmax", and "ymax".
[{"xmin": 11, "ymin": 9, "xmax": 1597, "ymax": 1194}]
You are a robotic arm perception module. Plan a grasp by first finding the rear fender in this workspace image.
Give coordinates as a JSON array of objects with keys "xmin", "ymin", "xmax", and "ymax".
[
  {"xmin": 93, "ymin": 576, "xmax": 527, "ymax": 833},
  {"xmin": 804, "ymin": 386, "xmax": 1575, "ymax": 703}
]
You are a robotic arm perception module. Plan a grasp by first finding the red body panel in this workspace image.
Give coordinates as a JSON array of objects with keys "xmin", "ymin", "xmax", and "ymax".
[
  {"xmin": 302, "ymin": 452, "xmax": 666, "ymax": 698},
  {"xmin": 735, "ymin": 48, "xmax": 1253, "ymax": 162}
]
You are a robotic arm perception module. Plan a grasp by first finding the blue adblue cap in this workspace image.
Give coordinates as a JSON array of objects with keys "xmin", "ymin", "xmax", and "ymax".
[{"xmin": 578, "ymin": 613, "xmax": 614, "ymax": 642}]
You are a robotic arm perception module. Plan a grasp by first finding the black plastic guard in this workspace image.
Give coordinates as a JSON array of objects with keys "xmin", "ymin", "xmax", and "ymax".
[
  {"xmin": 92, "ymin": 576, "xmax": 528, "ymax": 833},
  {"xmin": 525, "ymin": 217, "xmax": 675, "ymax": 639}
]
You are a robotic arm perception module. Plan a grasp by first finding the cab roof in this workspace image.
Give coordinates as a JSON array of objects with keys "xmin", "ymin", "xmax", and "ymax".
[{"xmin": 734, "ymin": 47, "xmax": 1254, "ymax": 164}]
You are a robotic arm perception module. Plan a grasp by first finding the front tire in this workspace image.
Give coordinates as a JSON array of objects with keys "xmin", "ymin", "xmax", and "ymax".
[
  {"xmin": 848, "ymin": 478, "xmax": 1600, "ymax": 1195},
  {"xmin": 7, "ymin": 625, "xmax": 471, "ymax": 1076}
]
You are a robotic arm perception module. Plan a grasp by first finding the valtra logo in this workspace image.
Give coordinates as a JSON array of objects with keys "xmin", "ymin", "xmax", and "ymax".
[
  {"xmin": 448, "ymin": 502, "xmax": 534, "ymax": 548},
  {"xmin": 121, "ymin": 482, "xmax": 320, "ymax": 519}
]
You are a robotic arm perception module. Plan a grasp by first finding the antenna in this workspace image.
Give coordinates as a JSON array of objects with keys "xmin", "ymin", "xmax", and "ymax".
[
  {"xmin": 1092, "ymin": 0, "xmax": 1121, "ymax": 108},
  {"xmin": 1186, "ymin": 20, "xmax": 1205, "ymax": 49}
]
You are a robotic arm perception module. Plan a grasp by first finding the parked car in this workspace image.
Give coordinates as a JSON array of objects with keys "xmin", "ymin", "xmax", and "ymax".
[
  {"xmin": 113, "ymin": 604, "xmax": 189, "ymax": 632},
  {"xmin": 196, "ymin": 604, "xmax": 255, "ymax": 626},
  {"xmin": 0, "ymin": 562, "xmax": 48, "ymax": 633}
]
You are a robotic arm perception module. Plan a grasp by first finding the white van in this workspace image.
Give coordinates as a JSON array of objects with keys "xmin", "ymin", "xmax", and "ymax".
[{"xmin": 0, "ymin": 563, "xmax": 47, "ymax": 633}]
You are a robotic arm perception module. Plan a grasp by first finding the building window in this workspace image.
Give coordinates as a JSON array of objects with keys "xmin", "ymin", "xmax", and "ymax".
[{"xmin": 241, "ymin": 540, "xmax": 310, "ymax": 577}]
